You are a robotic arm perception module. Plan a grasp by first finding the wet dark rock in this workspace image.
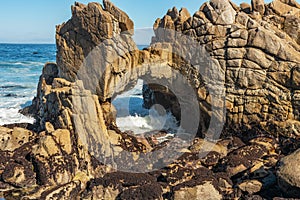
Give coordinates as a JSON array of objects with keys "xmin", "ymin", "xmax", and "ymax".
[
  {"xmin": 2, "ymin": 161, "xmax": 35, "ymax": 188},
  {"xmin": 4, "ymin": 93, "xmax": 17, "ymax": 97},
  {"xmin": 118, "ymin": 183, "xmax": 163, "ymax": 200},
  {"xmin": 221, "ymin": 144, "xmax": 268, "ymax": 176},
  {"xmin": 244, "ymin": 194, "xmax": 264, "ymax": 200},
  {"xmin": 86, "ymin": 172, "xmax": 161, "ymax": 199},
  {"xmin": 3, "ymin": 123, "xmax": 37, "ymax": 132},
  {"xmin": 200, "ymin": 151, "xmax": 221, "ymax": 167}
]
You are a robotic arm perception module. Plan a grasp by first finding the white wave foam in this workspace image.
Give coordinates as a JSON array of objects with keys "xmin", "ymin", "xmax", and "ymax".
[
  {"xmin": 116, "ymin": 108, "xmax": 178, "ymax": 135},
  {"xmin": 0, "ymin": 108, "xmax": 34, "ymax": 125},
  {"xmin": 0, "ymin": 61, "xmax": 44, "ymax": 66},
  {"xmin": 0, "ymin": 95, "xmax": 33, "ymax": 108},
  {"xmin": 113, "ymin": 79, "xmax": 179, "ymax": 134}
]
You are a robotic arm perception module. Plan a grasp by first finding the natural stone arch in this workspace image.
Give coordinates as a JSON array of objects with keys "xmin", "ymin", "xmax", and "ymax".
[{"xmin": 48, "ymin": 0, "xmax": 300, "ymax": 139}]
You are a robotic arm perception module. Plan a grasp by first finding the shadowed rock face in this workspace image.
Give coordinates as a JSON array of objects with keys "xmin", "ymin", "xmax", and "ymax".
[{"xmin": 1, "ymin": 0, "xmax": 300, "ymax": 199}]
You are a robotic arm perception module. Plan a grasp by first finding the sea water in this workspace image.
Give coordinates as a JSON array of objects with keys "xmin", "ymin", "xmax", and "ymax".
[
  {"xmin": 0, "ymin": 44, "xmax": 178, "ymax": 135},
  {"xmin": 0, "ymin": 44, "xmax": 56, "ymax": 125},
  {"xmin": 112, "ymin": 79, "xmax": 179, "ymax": 134}
]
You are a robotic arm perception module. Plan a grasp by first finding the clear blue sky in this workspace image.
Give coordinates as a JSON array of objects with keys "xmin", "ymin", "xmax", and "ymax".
[{"xmin": 0, "ymin": 0, "xmax": 272, "ymax": 44}]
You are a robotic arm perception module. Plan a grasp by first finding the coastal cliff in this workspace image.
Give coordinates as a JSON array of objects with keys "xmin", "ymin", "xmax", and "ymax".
[{"xmin": 1, "ymin": 0, "xmax": 300, "ymax": 199}]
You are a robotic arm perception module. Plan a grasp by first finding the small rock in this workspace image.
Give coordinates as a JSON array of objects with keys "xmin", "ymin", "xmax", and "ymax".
[
  {"xmin": 119, "ymin": 183, "xmax": 163, "ymax": 200},
  {"xmin": 222, "ymin": 144, "xmax": 268, "ymax": 176},
  {"xmin": 240, "ymin": 3, "xmax": 251, "ymax": 13},
  {"xmin": 40, "ymin": 181, "xmax": 81, "ymax": 199},
  {"xmin": 245, "ymin": 194, "xmax": 264, "ymax": 200},
  {"xmin": 0, "ymin": 127, "xmax": 34, "ymax": 151},
  {"xmin": 173, "ymin": 181, "xmax": 222, "ymax": 200},
  {"xmin": 2, "ymin": 162, "xmax": 35, "ymax": 188},
  {"xmin": 251, "ymin": 0, "xmax": 265, "ymax": 15},
  {"xmin": 238, "ymin": 180, "xmax": 263, "ymax": 194},
  {"xmin": 45, "ymin": 122, "xmax": 55, "ymax": 134},
  {"xmin": 200, "ymin": 151, "xmax": 221, "ymax": 167}
]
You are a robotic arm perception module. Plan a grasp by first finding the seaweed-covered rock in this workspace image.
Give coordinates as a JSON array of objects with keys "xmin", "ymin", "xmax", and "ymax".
[
  {"xmin": 2, "ymin": 161, "xmax": 35, "ymax": 188},
  {"xmin": 85, "ymin": 172, "xmax": 163, "ymax": 199}
]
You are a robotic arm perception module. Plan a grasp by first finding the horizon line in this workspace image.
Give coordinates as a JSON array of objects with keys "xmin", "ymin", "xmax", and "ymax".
[
  {"xmin": 0, "ymin": 42, "xmax": 55, "ymax": 45},
  {"xmin": 0, "ymin": 42, "xmax": 151, "ymax": 46}
]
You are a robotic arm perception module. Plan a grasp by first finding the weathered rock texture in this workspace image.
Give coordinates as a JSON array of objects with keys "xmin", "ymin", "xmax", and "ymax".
[
  {"xmin": 1, "ymin": 0, "xmax": 300, "ymax": 199},
  {"xmin": 277, "ymin": 148, "xmax": 300, "ymax": 197},
  {"xmin": 151, "ymin": 0, "xmax": 300, "ymax": 138},
  {"xmin": 55, "ymin": 0, "xmax": 300, "ymax": 137},
  {"xmin": 56, "ymin": 1, "xmax": 134, "ymax": 81}
]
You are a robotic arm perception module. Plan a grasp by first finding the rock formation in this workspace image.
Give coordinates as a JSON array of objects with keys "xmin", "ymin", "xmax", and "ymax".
[
  {"xmin": 277, "ymin": 148, "xmax": 300, "ymax": 197},
  {"xmin": 1, "ymin": 0, "xmax": 300, "ymax": 199},
  {"xmin": 152, "ymin": 0, "xmax": 300, "ymax": 138}
]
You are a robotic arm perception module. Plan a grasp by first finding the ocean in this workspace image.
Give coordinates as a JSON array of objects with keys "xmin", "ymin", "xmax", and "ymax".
[
  {"xmin": 112, "ymin": 79, "xmax": 178, "ymax": 134},
  {"xmin": 0, "ymin": 44, "xmax": 178, "ymax": 134},
  {"xmin": 0, "ymin": 44, "xmax": 56, "ymax": 125}
]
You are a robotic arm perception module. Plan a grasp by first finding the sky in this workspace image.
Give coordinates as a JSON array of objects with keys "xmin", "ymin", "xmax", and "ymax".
[{"xmin": 0, "ymin": 0, "xmax": 272, "ymax": 44}]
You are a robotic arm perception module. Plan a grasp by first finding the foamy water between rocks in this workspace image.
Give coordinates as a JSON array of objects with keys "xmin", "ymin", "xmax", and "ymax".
[{"xmin": 113, "ymin": 79, "xmax": 179, "ymax": 135}]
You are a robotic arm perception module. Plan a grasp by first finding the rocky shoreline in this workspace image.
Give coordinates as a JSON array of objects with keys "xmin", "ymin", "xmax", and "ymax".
[{"xmin": 1, "ymin": 0, "xmax": 300, "ymax": 199}]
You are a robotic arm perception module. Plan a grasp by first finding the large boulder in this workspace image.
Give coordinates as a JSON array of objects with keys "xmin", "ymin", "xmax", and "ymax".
[{"xmin": 277, "ymin": 149, "xmax": 300, "ymax": 197}]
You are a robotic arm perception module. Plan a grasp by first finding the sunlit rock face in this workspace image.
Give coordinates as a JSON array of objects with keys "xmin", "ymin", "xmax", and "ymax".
[{"xmin": 56, "ymin": 0, "xmax": 300, "ymax": 138}]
